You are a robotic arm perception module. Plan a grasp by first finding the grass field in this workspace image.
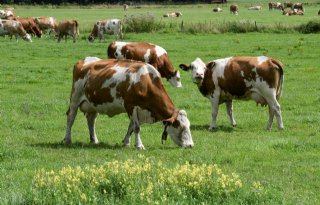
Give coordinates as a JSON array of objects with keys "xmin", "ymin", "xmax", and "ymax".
[{"xmin": 0, "ymin": 3, "xmax": 320, "ymax": 204}]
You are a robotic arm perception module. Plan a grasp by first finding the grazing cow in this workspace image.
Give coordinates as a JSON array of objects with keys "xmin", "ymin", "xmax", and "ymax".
[
  {"xmin": 0, "ymin": 9, "xmax": 14, "ymax": 19},
  {"xmin": 268, "ymin": 2, "xmax": 283, "ymax": 10},
  {"xmin": 0, "ymin": 19, "xmax": 32, "ymax": 42},
  {"xmin": 34, "ymin": 16, "xmax": 57, "ymax": 35},
  {"xmin": 230, "ymin": 5, "xmax": 239, "ymax": 15},
  {"xmin": 163, "ymin": 12, "xmax": 183, "ymax": 17},
  {"xmin": 88, "ymin": 19, "xmax": 123, "ymax": 42},
  {"xmin": 212, "ymin": 8, "xmax": 223, "ymax": 12},
  {"xmin": 64, "ymin": 57, "xmax": 194, "ymax": 149},
  {"xmin": 8, "ymin": 17, "xmax": 42, "ymax": 38},
  {"xmin": 292, "ymin": 3, "xmax": 304, "ymax": 12},
  {"xmin": 179, "ymin": 56, "xmax": 284, "ymax": 130},
  {"xmin": 55, "ymin": 20, "xmax": 79, "ymax": 43},
  {"xmin": 107, "ymin": 41, "xmax": 182, "ymax": 88},
  {"xmin": 248, "ymin": 6, "xmax": 262, "ymax": 10}
]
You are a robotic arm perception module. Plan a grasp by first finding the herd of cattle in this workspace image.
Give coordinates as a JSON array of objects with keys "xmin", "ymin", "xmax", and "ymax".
[
  {"xmin": 64, "ymin": 41, "xmax": 284, "ymax": 149},
  {"xmin": 1, "ymin": 5, "xmax": 287, "ymax": 148},
  {"xmin": 213, "ymin": 2, "xmax": 311, "ymax": 16}
]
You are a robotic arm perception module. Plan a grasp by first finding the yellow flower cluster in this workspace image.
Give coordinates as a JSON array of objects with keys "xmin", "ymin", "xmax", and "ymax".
[{"xmin": 31, "ymin": 155, "xmax": 264, "ymax": 204}]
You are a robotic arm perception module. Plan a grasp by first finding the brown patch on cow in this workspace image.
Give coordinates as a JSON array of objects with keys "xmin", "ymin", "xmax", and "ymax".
[
  {"xmin": 199, "ymin": 65, "xmax": 215, "ymax": 97},
  {"xmin": 11, "ymin": 17, "xmax": 42, "ymax": 37}
]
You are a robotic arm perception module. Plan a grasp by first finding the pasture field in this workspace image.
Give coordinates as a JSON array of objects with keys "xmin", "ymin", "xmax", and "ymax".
[{"xmin": 0, "ymin": 3, "xmax": 320, "ymax": 204}]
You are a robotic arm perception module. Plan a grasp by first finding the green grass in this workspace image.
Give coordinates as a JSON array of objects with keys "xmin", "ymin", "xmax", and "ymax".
[{"xmin": 0, "ymin": 4, "xmax": 320, "ymax": 204}]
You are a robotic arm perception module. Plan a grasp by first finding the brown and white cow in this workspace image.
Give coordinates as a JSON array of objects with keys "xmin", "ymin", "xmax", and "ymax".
[
  {"xmin": 0, "ymin": 19, "xmax": 32, "ymax": 42},
  {"xmin": 55, "ymin": 20, "xmax": 79, "ymax": 43},
  {"xmin": 34, "ymin": 16, "xmax": 58, "ymax": 35},
  {"xmin": 248, "ymin": 6, "xmax": 262, "ymax": 10},
  {"xmin": 163, "ymin": 12, "xmax": 183, "ymax": 17},
  {"xmin": 64, "ymin": 57, "xmax": 194, "ymax": 149},
  {"xmin": 8, "ymin": 17, "xmax": 42, "ymax": 38},
  {"xmin": 88, "ymin": 19, "xmax": 123, "ymax": 42},
  {"xmin": 123, "ymin": 3, "xmax": 129, "ymax": 11},
  {"xmin": 283, "ymin": 2, "xmax": 293, "ymax": 8},
  {"xmin": 107, "ymin": 41, "xmax": 182, "ymax": 88},
  {"xmin": 179, "ymin": 56, "xmax": 284, "ymax": 130},
  {"xmin": 268, "ymin": 2, "xmax": 283, "ymax": 10},
  {"xmin": 292, "ymin": 3, "xmax": 304, "ymax": 12},
  {"xmin": 282, "ymin": 8, "xmax": 304, "ymax": 15},
  {"xmin": 213, "ymin": 7, "xmax": 223, "ymax": 12},
  {"xmin": 230, "ymin": 5, "xmax": 239, "ymax": 15}
]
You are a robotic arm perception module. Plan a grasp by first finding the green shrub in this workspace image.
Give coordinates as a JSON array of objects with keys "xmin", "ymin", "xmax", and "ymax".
[
  {"xmin": 296, "ymin": 20, "xmax": 320, "ymax": 33},
  {"xmin": 123, "ymin": 13, "xmax": 165, "ymax": 33}
]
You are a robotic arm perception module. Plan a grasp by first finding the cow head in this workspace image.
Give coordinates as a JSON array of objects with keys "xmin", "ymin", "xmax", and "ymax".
[
  {"xmin": 23, "ymin": 33, "xmax": 32, "ymax": 42},
  {"xmin": 88, "ymin": 23, "xmax": 99, "ymax": 42},
  {"xmin": 179, "ymin": 57, "xmax": 206, "ymax": 84},
  {"xmin": 162, "ymin": 110, "xmax": 193, "ymax": 148},
  {"xmin": 168, "ymin": 70, "xmax": 182, "ymax": 88}
]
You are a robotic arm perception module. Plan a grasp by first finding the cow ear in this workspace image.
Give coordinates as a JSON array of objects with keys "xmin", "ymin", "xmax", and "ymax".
[
  {"xmin": 179, "ymin": 64, "xmax": 190, "ymax": 71},
  {"xmin": 206, "ymin": 61, "xmax": 216, "ymax": 70}
]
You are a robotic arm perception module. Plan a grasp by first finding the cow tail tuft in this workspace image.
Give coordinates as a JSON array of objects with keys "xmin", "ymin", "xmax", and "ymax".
[
  {"xmin": 74, "ymin": 20, "xmax": 79, "ymax": 37},
  {"xmin": 271, "ymin": 59, "xmax": 284, "ymax": 100}
]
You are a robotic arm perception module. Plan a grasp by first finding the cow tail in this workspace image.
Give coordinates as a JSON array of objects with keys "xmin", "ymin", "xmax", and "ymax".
[
  {"xmin": 74, "ymin": 20, "xmax": 79, "ymax": 37},
  {"xmin": 271, "ymin": 59, "xmax": 284, "ymax": 100}
]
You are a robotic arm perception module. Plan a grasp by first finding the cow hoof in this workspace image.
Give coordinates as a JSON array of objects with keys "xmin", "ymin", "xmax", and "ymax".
[
  {"xmin": 232, "ymin": 124, "xmax": 237, "ymax": 128},
  {"xmin": 136, "ymin": 145, "xmax": 145, "ymax": 150},
  {"xmin": 208, "ymin": 127, "xmax": 216, "ymax": 131},
  {"xmin": 63, "ymin": 139, "xmax": 72, "ymax": 145}
]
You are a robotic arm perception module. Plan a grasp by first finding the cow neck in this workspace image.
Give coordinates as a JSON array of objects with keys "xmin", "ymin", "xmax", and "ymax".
[{"xmin": 198, "ymin": 68, "xmax": 214, "ymax": 97}]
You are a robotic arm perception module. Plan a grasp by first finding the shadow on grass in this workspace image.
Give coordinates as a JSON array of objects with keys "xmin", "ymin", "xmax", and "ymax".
[
  {"xmin": 190, "ymin": 124, "xmax": 235, "ymax": 133},
  {"xmin": 30, "ymin": 141, "xmax": 124, "ymax": 150}
]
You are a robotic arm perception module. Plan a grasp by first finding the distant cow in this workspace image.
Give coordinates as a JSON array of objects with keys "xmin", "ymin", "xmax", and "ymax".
[
  {"xmin": 213, "ymin": 7, "xmax": 223, "ymax": 12},
  {"xmin": 0, "ymin": 9, "xmax": 14, "ymax": 19},
  {"xmin": 163, "ymin": 12, "xmax": 182, "ymax": 17},
  {"xmin": 64, "ymin": 57, "xmax": 194, "ymax": 149},
  {"xmin": 248, "ymin": 6, "xmax": 262, "ymax": 10},
  {"xmin": 0, "ymin": 19, "xmax": 32, "ymax": 42},
  {"xmin": 283, "ymin": 2, "xmax": 293, "ymax": 8},
  {"xmin": 34, "ymin": 16, "xmax": 57, "ymax": 35},
  {"xmin": 230, "ymin": 5, "xmax": 239, "ymax": 15},
  {"xmin": 55, "ymin": 20, "xmax": 79, "ymax": 43},
  {"xmin": 282, "ymin": 8, "xmax": 304, "ymax": 15},
  {"xmin": 8, "ymin": 17, "xmax": 42, "ymax": 38},
  {"xmin": 88, "ymin": 19, "xmax": 123, "ymax": 42},
  {"xmin": 269, "ymin": 2, "xmax": 283, "ymax": 10},
  {"xmin": 123, "ymin": 3, "xmax": 129, "ymax": 11},
  {"xmin": 292, "ymin": 3, "xmax": 304, "ymax": 12},
  {"xmin": 179, "ymin": 56, "xmax": 284, "ymax": 130},
  {"xmin": 107, "ymin": 41, "xmax": 182, "ymax": 88}
]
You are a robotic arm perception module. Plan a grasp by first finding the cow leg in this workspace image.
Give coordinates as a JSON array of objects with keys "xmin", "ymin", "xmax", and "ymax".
[
  {"xmin": 209, "ymin": 96, "xmax": 220, "ymax": 130},
  {"xmin": 86, "ymin": 112, "xmax": 99, "ymax": 144},
  {"xmin": 133, "ymin": 123, "xmax": 145, "ymax": 150},
  {"xmin": 122, "ymin": 120, "xmax": 134, "ymax": 147},
  {"xmin": 266, "ymin": 97, "xmax": 284, "ymax": 130},
  {"xmin": 64, "ymin": 104, "xmax": 79, "ymax": 144},
  {"xmin": 72, "ymin": 34, "xmax": 76, "ymax": 43},
  {"xmin": 226, "ymin": 100, "xmax": 237, "ymax": 127}
]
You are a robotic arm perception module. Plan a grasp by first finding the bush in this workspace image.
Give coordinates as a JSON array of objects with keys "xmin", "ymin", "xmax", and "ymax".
[
  {"xmin": 123, "ymin": 13, "xmax": 165, "ymax": 33},
  {"xmin": 296, "ymin": 20, "xmax": 320, "ymax": 34}
]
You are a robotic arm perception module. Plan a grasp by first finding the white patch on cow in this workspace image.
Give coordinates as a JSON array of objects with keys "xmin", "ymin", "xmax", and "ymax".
[
  {"xmin": 144, "ymin": 49, "xmax": 151, "ymax": 63},
  {"xmin": 155, "ymin": 45, "xmax": 167, "ymax": 57},
  {"xmin": 84, "ymin": 56, "xmax": 101, "ymax": 66},
  {"xmin": 210, "ymin": 57, "xmax": 232, "ymax": 85},
  {"xmin": 48, "ymin": 17, "xmax": 55, "ymax": 26},
  {"xmin": 168, "ymin": 70, "xmax": 182, "ymax": 88},
  {"xmin": 257, "ymin": 56, "xmax": 269, "ymax": 65},
  {"xmin": 114, "ymin": 42, "xmax": 128, "ymax": 59},
  {"xmin": 240, "ymin": 70, "xmax": 245, "ymax": 77}
]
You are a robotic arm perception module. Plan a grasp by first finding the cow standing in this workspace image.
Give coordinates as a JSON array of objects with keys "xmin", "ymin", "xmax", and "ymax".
[
  {"xmin": 107, "ymin": 41, "xmax": 182, "ymax": 88},
  {"xmin": 88, "ymin": 19, "xmax": 123, "ymax": 42},
  {"xmin": 268, "ymin": 2, "xmax": 283, "ymax": 10},
  {"xmin": 8, "ymin": 17, "xmax": 42, "ymax": 38},
  {"xmin": 179, "ymin": 56, "xmax": 284, "ymax": 130},
  {"xmin": 0, "ymin": 19, "xmax": 32, "ymax": 42},
  {"xmin": 64, "ymin": 57, "xmax": 194, "ymax": 149},
  {"xmin": 55, "ymin": 20, "xmax": 79, "ymax": 43},
  {"xmin": 230, "ymin": 5, "xmax": 239, "ymax": 15},
  {"xmin": 34, "ymin": 16, "xmax": 58, "ymax": 36}
]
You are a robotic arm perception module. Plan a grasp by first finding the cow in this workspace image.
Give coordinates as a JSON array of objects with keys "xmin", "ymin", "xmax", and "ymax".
[
  {"xmin": 55, "ymin": 20, "xmax": 79, "ymax": 43},
  {"xmin": 0, "ymin": 9, "xmax": 14, "ymax": 19},
  {"xmin": 123, "ymin": 3, "xmax": 129, "ymax": 11},
  {"xmin": 64, "ymin": 57, "xmax": 194, "ymax": 149},
  {"xmin": 87, "ymin": 19, "xmax": 123, "ymax": 43},
  {"xmin": 283, "ymin": 2, "xmax": 293, "ymax": 8},
  {"xmin": 212, "ymin": 8, "xmax": 223, "ymax": 12},
  {"xmin": 8, "ymin": 17, "xmax": 42, "ymax": 38},
  {"xmin": 107, "ymin": 41, "xmax": 182, "ymax": 88},
  {"xmin": 34, "ymin": 16, "xmax": 58, "ymax": 36},
  {"xmin": 248, "ymin": 6, "xmax": 262, "ymax": 10},
  {"xmin": 230, "ymin": 5, "xmax": 239, "ymax": 15},
  {"xmin": 0, "ymin": 19, "xmax": 32, "ymax": 42},
  {"xmin": 292, "ymin": 3, "xmax": 304, "ymax": 12},
  {"xmin": 282, "ymin": 8, "xmax": 304, "ymax": 15},
  {"xmin": 179, "ymin": 56, "xmax": 284, "ymax": 130},
  {"xmin": 268, "ymin": 2, "xmax": 283, "ymax": 10},
  {"xmin": 163, "ymin": 12, "xmax": 183, "ymax": 18}
]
